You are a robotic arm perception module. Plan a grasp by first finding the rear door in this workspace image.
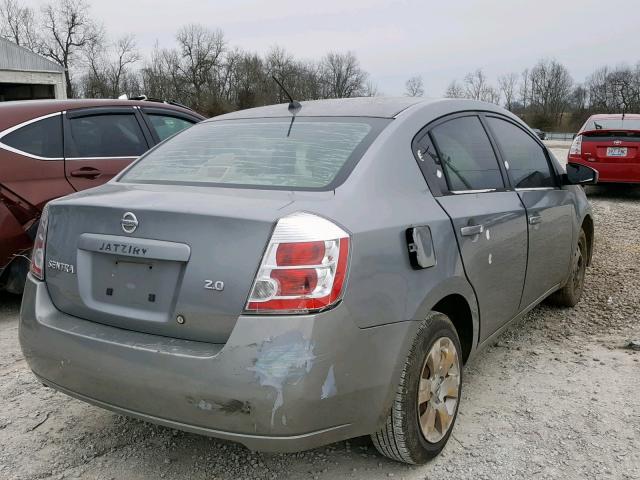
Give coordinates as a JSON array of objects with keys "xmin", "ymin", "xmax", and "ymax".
[
  {"xmin": 414, "ymin": 114, "xmax": 528, "ymax": 341},
  {"xmin": 484, "ymin": 115, "xmax": 573, "ymax": 308},
  {"xmin": 63, "ymin": 107, "xmax": 151, "ymax": 191}
]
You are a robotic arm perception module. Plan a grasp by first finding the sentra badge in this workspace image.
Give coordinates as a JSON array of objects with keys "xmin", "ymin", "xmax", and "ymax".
[{"xmin": 47, "ymin": 259, "xmax": 75, "ymax": 274}]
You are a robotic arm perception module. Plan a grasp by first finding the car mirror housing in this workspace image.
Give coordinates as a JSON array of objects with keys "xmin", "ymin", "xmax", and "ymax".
[{"xmin": 564, "ymin": 163, "xmax": 598, "ymax": 185}]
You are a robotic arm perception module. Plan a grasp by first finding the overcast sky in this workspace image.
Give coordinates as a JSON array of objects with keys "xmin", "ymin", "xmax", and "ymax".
[{"xmin": 25, "ymin": 0, "xmax": 640, "ymax": 95}]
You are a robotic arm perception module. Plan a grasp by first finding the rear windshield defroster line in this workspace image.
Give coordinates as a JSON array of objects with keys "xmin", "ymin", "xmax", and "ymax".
[{"xmin": 119, "ymin": 117, "xmax": 391, "ymax": 191}]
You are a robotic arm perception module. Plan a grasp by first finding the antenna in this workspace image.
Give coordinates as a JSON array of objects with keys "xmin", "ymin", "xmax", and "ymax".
[{"xmin": 272, "ymin": 76, "xmax": 302, "ymax": 114}]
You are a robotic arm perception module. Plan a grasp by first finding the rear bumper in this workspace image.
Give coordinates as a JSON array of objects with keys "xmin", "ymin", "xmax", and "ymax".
[
  {"xmin": 19, "ymin": 274, "xmax": 418, "ymax": 452},
  {"xmin": 570, "ymin": 157, "xmax": 640, "ymax": 183}
]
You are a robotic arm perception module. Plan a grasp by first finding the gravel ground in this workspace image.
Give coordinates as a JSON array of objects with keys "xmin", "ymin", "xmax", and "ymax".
[{"xmin": 1, "ymin": 147, "xmax": 639, "ymax": 480}]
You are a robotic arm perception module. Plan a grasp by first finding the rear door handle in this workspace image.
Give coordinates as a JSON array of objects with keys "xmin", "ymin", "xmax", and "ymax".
[
  {"xmin": 528, "ymin": 215, "xmax": 542, "ymax": 225},
  {"xmin": 70, "ymin": 167, "xmax": 102, "ymax": 179},
  {"xmin": 460, "ymin": 224, "xmax": 484, "ymax": 236}
]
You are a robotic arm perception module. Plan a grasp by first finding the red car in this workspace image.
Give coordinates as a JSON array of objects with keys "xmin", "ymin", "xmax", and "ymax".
[
  {"xmin": 0, "ymin": 98, "xmax": 204, "ymax": 293},
  {"xmin": 568, "ymin": 113, "xmax": 640, "ymax": 184}
]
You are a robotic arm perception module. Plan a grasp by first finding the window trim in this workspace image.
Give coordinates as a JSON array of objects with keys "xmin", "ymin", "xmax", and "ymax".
[
  {"xmin": 412, "ymin": 111, "xmax": 509, "ymax": 196},
  {"xmin": 481, "ymin": 113, "xmax": 561, "ymax": 190},
  {"xmin": 63, "ymin": 107, "xmax": 151, "ymax": 160},
  {"xmin": 0, "ymin": 112, "xmax": 64, "ymax": 160}
]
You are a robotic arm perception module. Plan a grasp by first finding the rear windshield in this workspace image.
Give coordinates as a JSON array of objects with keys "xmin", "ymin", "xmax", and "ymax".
[
  {"xmin": 582, "ymin": 119, "xmax": 640, "ymax": 132},
  {"xmin": 119, "ymin": 117, "xmax": 389, "ymax": 190}
]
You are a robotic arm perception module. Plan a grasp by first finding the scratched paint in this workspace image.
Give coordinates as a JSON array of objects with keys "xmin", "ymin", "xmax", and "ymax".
[
  {"xmin": 321, "ymin": 365, "xmax": 337, "ymax": 399},
  {"xmin": 186, "ymin": 397, "xmax": 252, "ymax": 415},
  {"xmin": 248, "ymin": 331, "xmax": 315, "ymax": 427}
]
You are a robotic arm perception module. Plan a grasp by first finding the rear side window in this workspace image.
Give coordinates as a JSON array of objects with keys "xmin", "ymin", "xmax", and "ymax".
[
  {"xmin": 120, "ymin": 117, "xmax": 388, "ymax": 190},
  {"xmin": 1, "ymin": 115, "xmax": 63, "ymax": 158},
  {"xmin": 486, "ymin": 117, "xmax": 556, "ymax": 189},
  {"xmin": 68, "ymin": 114, "xmax": 147, "ymax": 158},
  {"xmin": 430, "ymin": 116, "xmax": 504, "ymax": 191},
  {"xmin": 147, "ymin": 114, "xmax": 194, "ymax": 141}
]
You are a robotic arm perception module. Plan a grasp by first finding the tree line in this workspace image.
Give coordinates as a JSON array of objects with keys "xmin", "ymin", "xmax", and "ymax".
[
  {"xmin": 0, "ymin": 0, "xmax": 375, "ymax": 116},
  {"xmin": 2, "ymin": 0, "xmax": 639, "ymax": 128},
  {"xmin": 407, "ymin": 59, "xmax": 640, "ymax": 131}
]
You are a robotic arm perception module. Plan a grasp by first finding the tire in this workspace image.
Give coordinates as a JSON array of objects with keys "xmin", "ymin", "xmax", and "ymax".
[
  {"xmin": 1, "ymin": 256, "xmax": 29, "ymax": 295},
  {"xmin": 548, "ymin": 229, "xmax": 587, "ymax": 307},
  {"xmin": 371, "ymin": 312, "xmax": 463, "ymax": 464}
]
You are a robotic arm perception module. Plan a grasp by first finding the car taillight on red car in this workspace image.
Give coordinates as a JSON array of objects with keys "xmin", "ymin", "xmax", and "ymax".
[
  {"xmin": 569, "ymin": 134, "xmax": 582, "ymax": 156},
  {"xmin": 245, "ymin": 212, "xmax": 350, "ymax": 314},
  {"xmin": 29, "ymin": 205, "xmax": 49, "ymax": 281}
]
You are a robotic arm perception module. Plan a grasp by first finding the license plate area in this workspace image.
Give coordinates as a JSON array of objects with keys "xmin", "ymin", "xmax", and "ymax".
[
  {"xmin": 607, "ymin": 147, "xmax": 627, "ymax": 157},
  {"xmin": 86, "ymin": 253, "xmax": 183, "ymax": 321}
]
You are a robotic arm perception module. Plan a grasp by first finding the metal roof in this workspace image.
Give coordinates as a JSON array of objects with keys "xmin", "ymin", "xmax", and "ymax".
[
  {"xmin": 0, "ymin": 37, "xmax": 64, "ymax": 73},
  {"xmin": 212, "ymin": 96, "xmax": 432, "ymax": 120}
]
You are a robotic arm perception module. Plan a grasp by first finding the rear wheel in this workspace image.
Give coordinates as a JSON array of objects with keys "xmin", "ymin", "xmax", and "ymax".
[
  {"xmin": 0, "ymin": 256, "xmax": 29, "ymax": 295},
  {"xmin": 371, "ymin": 312, "xmax": 462, "ymax": 464},
  {"xmin": 548, "ymin": 230, "xmax": 587, "ymax": 307}
]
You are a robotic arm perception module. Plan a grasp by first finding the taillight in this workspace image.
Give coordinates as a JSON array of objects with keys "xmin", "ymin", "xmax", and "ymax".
[
  {"xmin": 569, "ymin": 135, "xmax": 582, "ymax": 156},
  {"xmin": 245, "ymin": 212, "xmax": 350, "ymax": 314},
  {"xmin": 29, "ymin": 205, "xmax": 49, "ymax": 281}
]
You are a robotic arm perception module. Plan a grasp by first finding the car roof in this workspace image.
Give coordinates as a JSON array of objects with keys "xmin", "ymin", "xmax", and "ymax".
[
  {"xmin": 211, "ymin": 97, "xmax": 431, "ymax": 121},
  {"xmin": 0, "ymin": 99, "xmax": 202, "ymax": 131}
]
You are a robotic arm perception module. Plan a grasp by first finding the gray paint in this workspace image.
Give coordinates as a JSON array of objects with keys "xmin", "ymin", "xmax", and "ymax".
[{"xmin": 20, "ymin": 97, "xmax": 592, "ymax": 452}]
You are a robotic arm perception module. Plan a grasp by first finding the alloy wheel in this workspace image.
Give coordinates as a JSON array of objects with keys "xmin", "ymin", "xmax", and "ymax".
[{"xmin": 417, "ymin": 337, "xmax": 461, "ymax": 443}]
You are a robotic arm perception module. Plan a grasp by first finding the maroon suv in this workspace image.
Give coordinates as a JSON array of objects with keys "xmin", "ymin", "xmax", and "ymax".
[{"xmin": 0, "ymin": 98, "xmax": 204, "ymax": 293}]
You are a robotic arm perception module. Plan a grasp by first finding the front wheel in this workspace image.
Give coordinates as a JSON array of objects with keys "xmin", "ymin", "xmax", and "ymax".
[{"xmin": 371, "ymin": 312, "xmax": 462, "ymax": 464}]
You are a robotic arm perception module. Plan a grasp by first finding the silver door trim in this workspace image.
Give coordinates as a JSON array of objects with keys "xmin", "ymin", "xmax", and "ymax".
[
  {"xmin": 515, "ymin": 187, "xmax": 555, "ymax": 192},
  {"xmin": 450, "ymin": 188, "xmax": 497, "ymax": 194},
  {"xmin": 65, "ymin": 156, "xmax": 139, "ymax": 161}
]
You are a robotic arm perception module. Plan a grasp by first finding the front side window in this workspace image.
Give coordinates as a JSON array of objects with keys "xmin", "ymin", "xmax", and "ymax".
[
  {"xmin": 120, "ymin": 117, "xmax": 388, "ymax": 190},
  {"xmin": 147, "ymin": 114, "xmax": 194, "ymax": 141},
  {"xmin": 1, "ymin": 115, "xmax": 63, "ymax": 158},
  {"xmin": 430, "ymin": 116, "xmax": 504, "ymax": 191},
  {"xmin": 486, "ymin": 117, "xmax": 556, "ymax": 189},
  {"xmin": 68, "ymin": 114, "xmax": 147, "ymax": 158}
]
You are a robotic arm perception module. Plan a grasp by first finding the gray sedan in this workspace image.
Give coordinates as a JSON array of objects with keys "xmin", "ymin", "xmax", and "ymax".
[{"xmin": 20, "ymin": 97, "xmax": 597, "ymax": 464}]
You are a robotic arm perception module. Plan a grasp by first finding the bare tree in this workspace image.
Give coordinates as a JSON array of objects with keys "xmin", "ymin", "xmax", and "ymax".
[
  {"xmin": 106, "ymin": 35, "xmax": 139, "ymax": 97},
  {"xmin": 175, "ymin": 24, "xmax": 226, "ymax": 113},
  {"xmin": 40, "ymin": 0, "xmax": 102, "ymax": 98},
  {"xmin": 498, "ymin": 73, "xmax": 518, "ymax": 110},
  {"xmin": 463, "ymin": 69, "xmax": 500, "ymax": 103},
  {"xmin": 140, "ymin": 42, "xmax": 182, "ymax": 102},
  {"xmin": 528, "ymin": 59, "xmax": 573, "ymax": 126},
  {"xmin": 445, "ymin": 80, "xmax": 465, "ymax": 98},
  {"xmin": 362, "ymin": 80, "xmax": 379, "ymax": 97},
  {"xmin": 0, "ymin": 0, "xmax": 38, "ymax": 49},
  {"xmin": 320, "ymin": 51, "xmax": 367, "ymax": 98},
  {"xmin": 405, "ymin": 75, "xmax": 424, "ymax": 97},
  {"xmin": 519, "ymin": 68, "xmax": 530, "ymax": 110},
  {"xmin": 445, "ymin": 69, "xmax": 500, "ymax": 103}
]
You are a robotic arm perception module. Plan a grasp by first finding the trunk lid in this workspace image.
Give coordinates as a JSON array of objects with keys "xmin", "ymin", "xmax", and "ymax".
[
  {"xmin": 45, "ymin": 183, "xmax": 297, "ymax": 343},
  {"xmin": 581, "ymin": 130, "xmax": 640, "ymax": 164}
]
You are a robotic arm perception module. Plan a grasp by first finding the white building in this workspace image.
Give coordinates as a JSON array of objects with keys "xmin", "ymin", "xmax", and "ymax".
[{"xmin": 0, "ymin": 37, "xmax": 66, "ymax": 101}]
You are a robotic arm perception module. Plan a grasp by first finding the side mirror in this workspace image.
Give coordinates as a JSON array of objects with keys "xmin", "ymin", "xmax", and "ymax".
[{"xmin": 563, "ymin": 163, "xmax": 598, "ymax": 185}]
